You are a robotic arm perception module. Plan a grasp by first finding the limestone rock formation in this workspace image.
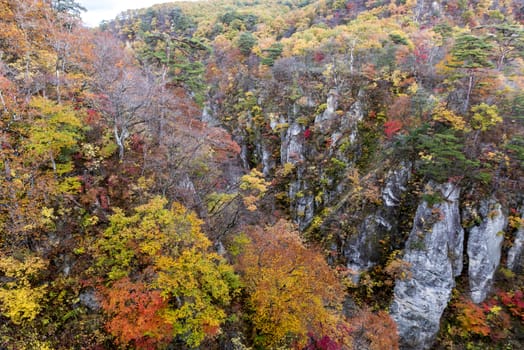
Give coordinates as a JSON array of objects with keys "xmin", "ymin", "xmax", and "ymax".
[
  {"xmin": 467, "ymin": 201, "xmax": 507, "ymax": 303},
  {"xmin": 391, "ymin": 183, "xmax": 463, "ymax": 350},
  {"xmin": 507, "ymin": 209, "xmax": 524, "ymax": 272},
  {"xmin": 344, "ymin": 164, "xmax": 410, "ymax": 278}
]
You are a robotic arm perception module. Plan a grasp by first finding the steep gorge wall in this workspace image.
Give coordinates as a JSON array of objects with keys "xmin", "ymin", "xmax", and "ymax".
[
  {"xmin": 227, "ymin": 87, "xmax": 368, "ymax": 230},
  {"xmin": 344, "ymin": 164, "xmax": 411, "ymax": 278},
  {"xmin": 389, "ymin": 190, "xmax": 520, "ymax": 349},
  {"xmin": 390, "ymin": 183, "xmax": 463, "ymax": 350},
  {"xmin": 507, "ymin": 209, "xmax": 524, "ymax": 272},
  {"xmin": 467, "ymin": 201, "xmax": 507, "ymax": 303},
  {"xmin": 207, "ymin": 84, "xmax": 521, "ymax": 348},
  {"xmin": 208, "ymin": 77, "xmax": 521, "ymax": 337}
]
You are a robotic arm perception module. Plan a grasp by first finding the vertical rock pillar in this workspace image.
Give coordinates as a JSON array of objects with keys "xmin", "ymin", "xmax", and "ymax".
[
  {"xmin": 467, "ymin": 201, "xmax": 506, "ymax": 303},
  {"xmin": 391, "ymin": 183, "xmax": 463, "ymax": 350}
]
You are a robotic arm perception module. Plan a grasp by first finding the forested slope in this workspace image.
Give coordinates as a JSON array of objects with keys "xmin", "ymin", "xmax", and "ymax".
[{"xmin": 0, "ymin": 0, "xmax": 523, "ymax": 349}]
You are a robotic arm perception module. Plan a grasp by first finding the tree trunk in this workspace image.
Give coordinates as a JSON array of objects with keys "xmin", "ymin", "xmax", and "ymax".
[
  {"xmin": 349, "ymin": 40, "xmax": 355, "ymax": 75},
  {"xmin": 464, "ymin": 72, "xmax": 474, "ymax": 113},
  {"xmin": 497, "ymin": 51, "xmax": 506, "ymax": 71},
  {"xmin": 114, "ymin": 125, "xmax": 128, "ymax": 160},
  {"xmin": 49, "ymin": 150, "xmax": 57, "ymax": 173},
  {"xmin": 0, "ymin": 89, "xmax": 8, "ymax": 113},
  {"xmin": 56, "ymin": 65, "xmax": 61, "ymax": 104}
]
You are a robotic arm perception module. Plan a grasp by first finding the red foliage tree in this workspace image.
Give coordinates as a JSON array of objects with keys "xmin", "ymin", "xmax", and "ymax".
[
  {"xmin": 304, "ymin": 127, "xmax": 312, "ymax": 139},
  {"xmin": 499, "ymin": 290, "xmax": 524, "ymax": 321},
  {"xmin": 384, "ymin": 120, "xmax": 403, "ymax": 138},
  {"xmin": 314, "ymin": 51, "xmax": 325, "ymax": 62},
  {"xmin": 100, "ymin": 278, "xmax": 173, "ymax": 350}
]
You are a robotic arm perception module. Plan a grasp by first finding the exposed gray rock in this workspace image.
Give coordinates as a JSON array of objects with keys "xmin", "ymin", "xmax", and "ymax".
[
  {"xmin": 391, "ymin": 183, "xmax": 463, "ymax": 350},
  {"xmin": 344, "ymin": 164, "xmax": 411, "ymax": 279},
  {"xmin": 239, "ymin": 136, "xmax": 250, "ymax": 169},
  {"xmin": 382, "ymin": 164, "xmax": 411, "ymax": 207},
  {"xmin": 257, "ymin": 141, "xmax": 275, "ymax": 176},
  {"xmin": 288, "ymin": 167, "xmax": 315, "ymax": 230},
  {"xmin": 412, "ymin": 0, "xmax": 443, "ymax": 22},
  {"xmin": 343, "ymin": 97, "xmax": 364, "ymax": 144},
  {"xmin": 281, "ymin": 122, "xmax": 304, "ymax": 165},
  {"xmin": 296, "ymin": 192, "xmax": 315, "ymax": 230},
  {"xmin": 314, "ymin": 90, "xmax": 338, "ymax": 133},
  {"xmin": 468, "ymin": 201, "xmax": 507, "ymax": 303},
  {"xmin": 201, "ymin": 102, "xmax": 221, "ymax": 127},
  {"xmin": 346, "ymin": 214, "xmax": 391, "ymax": 281},
  {"xmin": 79, "ymin": 289, "xmax": 100, "ymax": 311},
  {"xmin": 330, "ymin": 131, "xmax": 343, "ymax": 152},
  {"xmin": 326, "ymin": 89, "xmax": 365, "ymax": 157},
  {"xmin": 215, "ymin": 240, "xmax": 227, "ymax": 256},
  {"xmin": 176, "ymin": 174, "xmax": 198, "ymax": 205},
  {"xmin": 507, "ymin": 209, "xmax": 524, "ymax": 272}
]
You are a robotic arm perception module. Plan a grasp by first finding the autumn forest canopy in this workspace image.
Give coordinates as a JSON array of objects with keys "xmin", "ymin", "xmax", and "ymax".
[{"xmin": 0, "ymin": 0, "xmax": 524, "ymax": 349}]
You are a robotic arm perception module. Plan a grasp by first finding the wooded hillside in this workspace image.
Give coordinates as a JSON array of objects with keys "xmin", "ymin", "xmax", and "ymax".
[{"xmin": 0, "ymin": 1, "xmax": 523, "ymax": 349}]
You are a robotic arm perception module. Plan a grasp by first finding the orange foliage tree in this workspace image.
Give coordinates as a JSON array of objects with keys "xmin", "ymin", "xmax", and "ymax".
[
  {"xmin": 100, "ymin": 278, "xmax": 173, "ymax": 350},
  {"xmin": 452, "ymin": 297, "xmax": 492, "ymax": 338},
  {"xmin": 348, "ymin": 308, "xmax": 399, "ymax": 350},
  {"xmin": 236, "ymin": 220, "xmax": 349, "ymax": 348}
]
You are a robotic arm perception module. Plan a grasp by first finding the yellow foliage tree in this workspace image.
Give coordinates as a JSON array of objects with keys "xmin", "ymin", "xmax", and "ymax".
[
  {"xmin": 0, "ymin": 255, "xmax": 47, "ymax": 325},
  {"xmin": 470, "ymin": 103, "xmax": 502, "ymax": 131},
  {"xmin": 97, "ymin": 196, "xmax": 239, "ymax": 348},
  {"xmin": 432, "ymin": 104, "xmax": 468, "ymax": 131},
  {"xmin": 239, "ymin": 168, "xmax": 269, "ymax": 211}
]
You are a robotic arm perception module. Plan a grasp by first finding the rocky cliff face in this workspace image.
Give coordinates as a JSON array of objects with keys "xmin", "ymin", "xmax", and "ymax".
[
  {"xmin": 283, "ymin": 90, "xmax": 366, "ymax": 229},
  {"xmin": 467, "ymin": 201, "xmax": 507, "ymax": 303},
  {"xmin": 507, "ymin": 209, "xmax": 524, "ymax": 272},
  {"xmin": 203, "ymin": 40, "xmax": 522, "ymax": 347},
  {"xmin": 224, "ymin": 83, "xmax": 369, "ymax": 231},
  {"xmin": 344, "ymin": 164, "xmax": 411, "ymax": 278},
  {"xmin": 283, "ymin": 117, "xmax": 313, "ymax": 230},
  {"xmin": 390, "ymin": 183, "xmax": 463, "ymax": 350}
]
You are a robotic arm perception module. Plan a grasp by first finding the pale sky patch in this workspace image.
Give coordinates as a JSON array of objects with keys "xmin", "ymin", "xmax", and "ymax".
[{"xmin": 78, "ymin": 0, "xmax": 178, "ymax": 27}]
